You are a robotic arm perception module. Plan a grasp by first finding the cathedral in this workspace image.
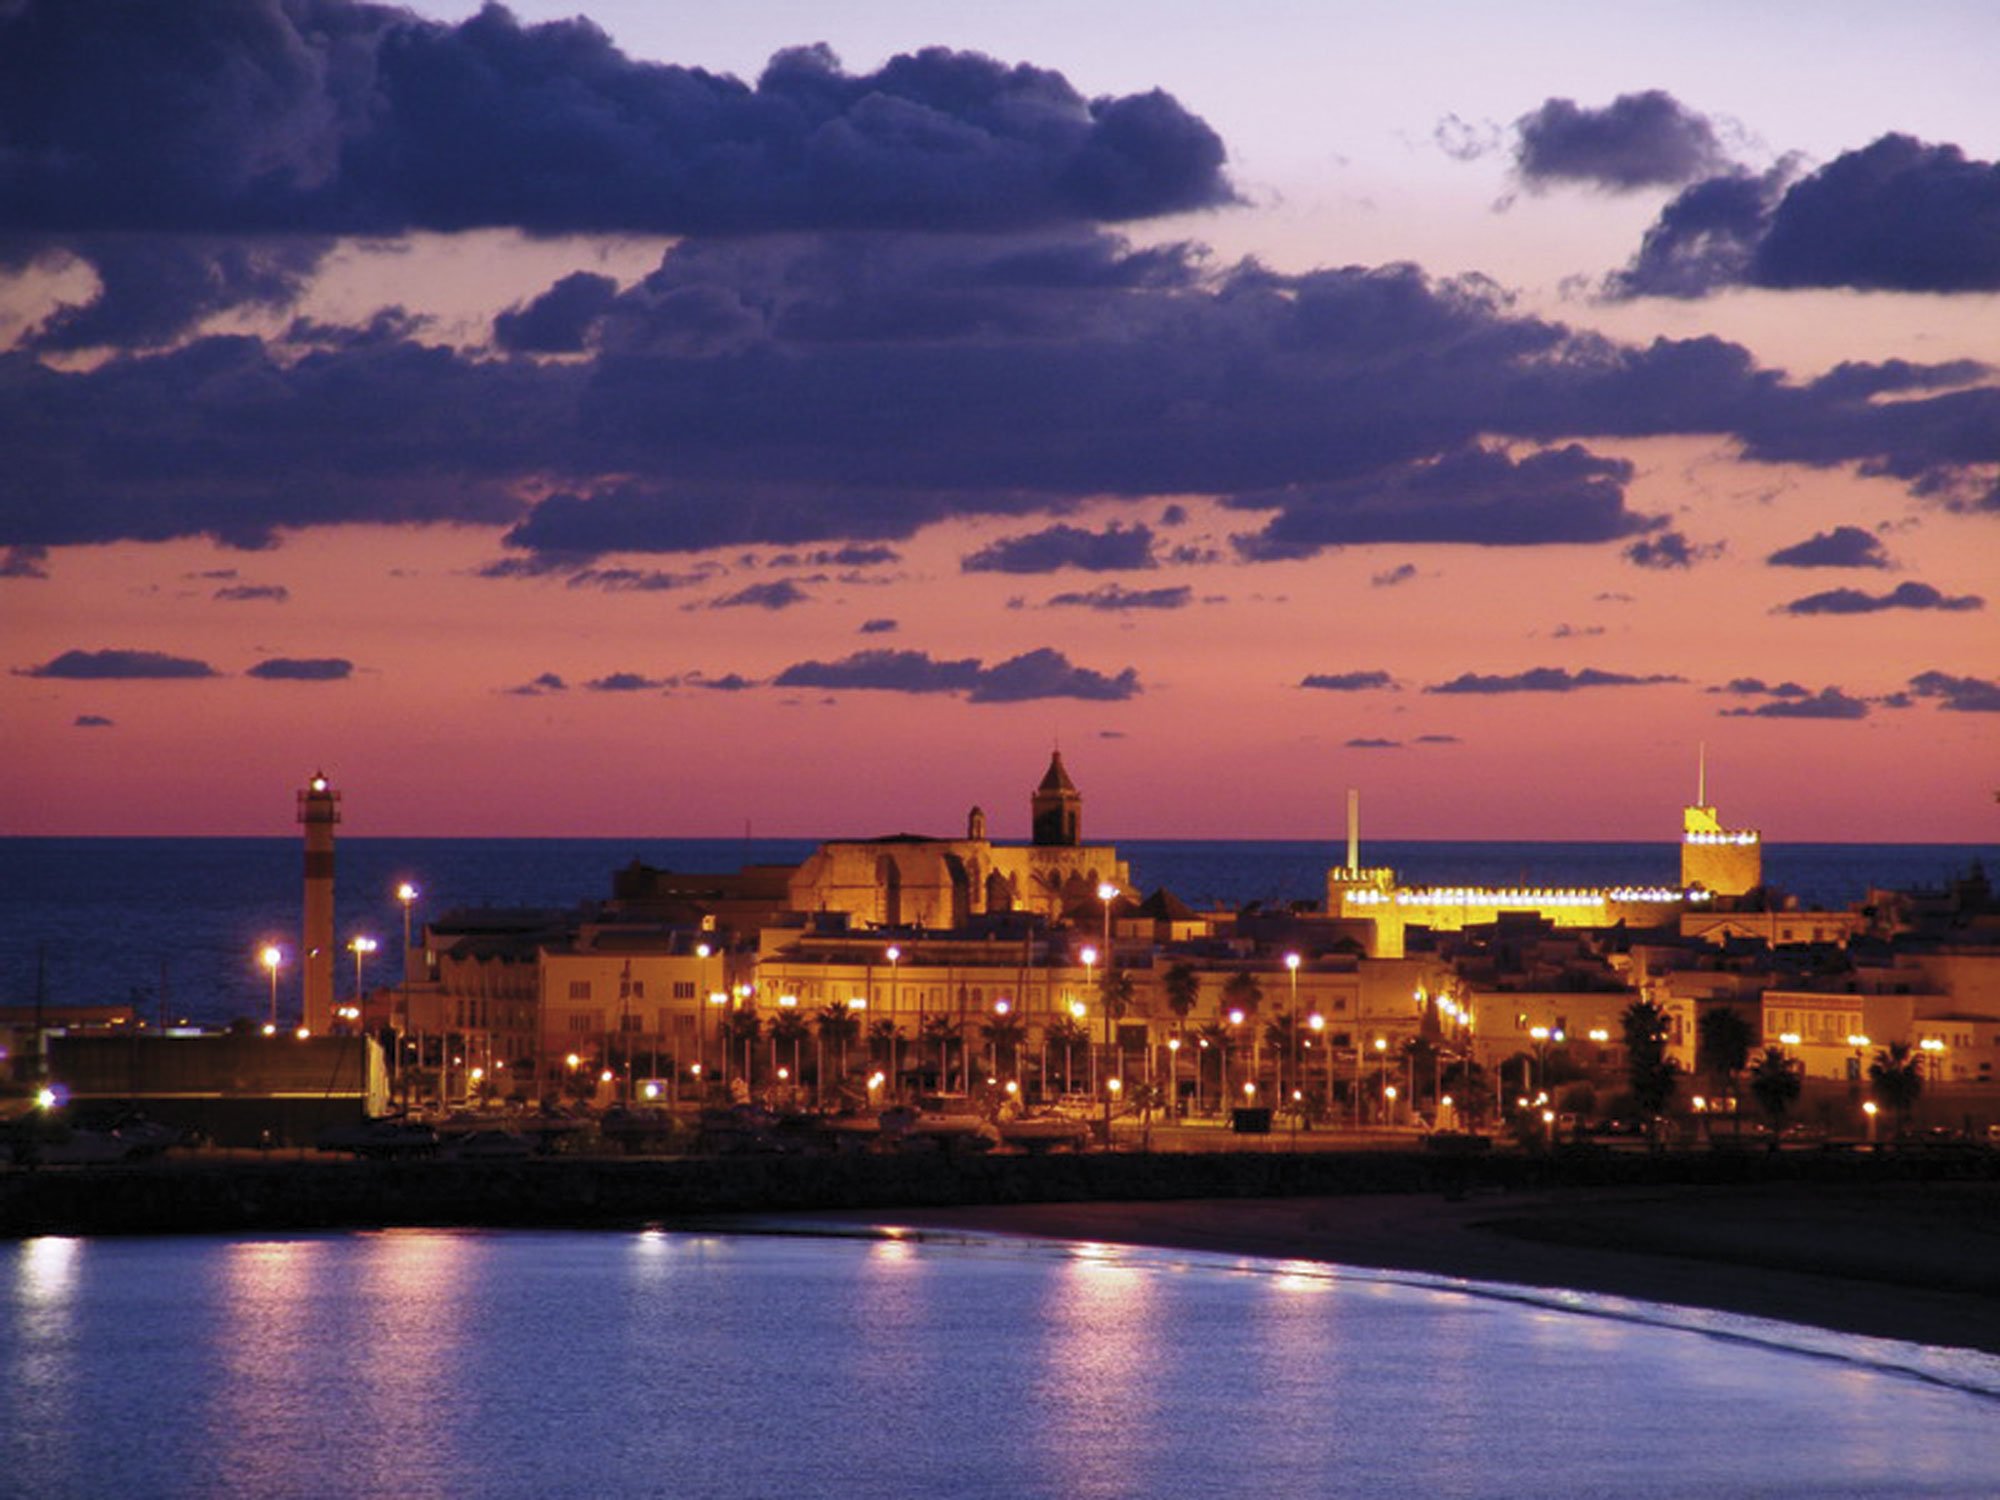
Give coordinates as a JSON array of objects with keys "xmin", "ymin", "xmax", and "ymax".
[{"xmin": 786, "ymin": 752, "xmax": 1129, "ymax": 929}]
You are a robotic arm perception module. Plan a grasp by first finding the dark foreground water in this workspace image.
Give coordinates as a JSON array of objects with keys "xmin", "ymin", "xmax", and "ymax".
[
  {"xmin": 3, "ymin": 837, "xmax": 1989, "ymax": 1024},
  {"xmin": 4, "ymin": 1228, "xmax": 1997, "ymax": 1500}
]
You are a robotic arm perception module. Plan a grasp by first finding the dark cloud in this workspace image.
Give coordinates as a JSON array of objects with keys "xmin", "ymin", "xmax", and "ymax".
[
  {"xmin": 281, "ymin": 306, "xmax": 431, "ymax": 351},
  {"xmin": 493, "ymin": 272, "xmax": 620, "ymax": 354},
  {"xmin": 10, "ymin": 236, "xmax": 1998, "ymax": 560},
  {"xmin": 214, "ymin": 583, "xmax": 289, "ymax": 603},
  {"xmin": 1371, "ymin": 563, "xmax": 1417, "ymax": 588},
  {"xmin": 1719, "ymin": 686, "xmax": 1870, "ymax": 720},
  {"xmin": 1778, "ymin": 580, "xmax": 1983, "ymax": 615},
  {"xmin": 0, "ymin": 5, "xmax": 1230, "ymax": 241},
  {"xmin": 772, "ymin": 646, "xmax": 1139, "ymax": 702},
  {"xmin": 1708, "ymin": 678, "xmax": 1811, "ymax": 698},
  {"xmin": 1427, "ymin": 666, "xmax": 1684, "ymax": 694},
  {"xmin": 565, "ymin": 566, "xmax": 711, "ymax": 592},
  {"xmin": 585, "ymin": 671, "xmax": 669, "ymax": 692},
  {"xmin": 1231, "ymin": 443, "xmax": 1646, "ymax": 560},
  {"xmin": 1623, "ymin": 529, "xmax": 1719, "ymax": 570},
  {"xmin": 1413, "ymin": 733, "xmax": 1461, "ymax": 744},
  {"xmin": 503, "ymin": 671, "xmax": 569, "ymax": 696},
  {"xmin": 1550, "ymin": 624, "xmax": 1604, "ymax": 639},
  {"xmin": 1345, "ymin": 737, "xmax": 1401, "ymax": 749},
  {"xmin": 695, "ymin": 673, "xmax": 756, "ymax": 692},
  {"xmin": 963, "ymin": 523, "xmax": 1157, "ymax": 574},
  {"xmin": 1615, "ymin": 135, "xmax": 2000, "ymax": 297},
  {"xmin": 1514, "ymin": 91, "xmax": 1728, "ymax": 191},
  {"xmin": 859, "ymin": 618, "xmax": 898, "ymax": 634},
  {"xmin": 1, "ymin": 545, "xmax": 48, "ymax": 578},
  {"xmin": 1766, "ymin": 525, "xmax": 1891, "ymax": 569},
  {"xmin": 21, "ymin": 237, "xmax": 331, "ymax": 351},
  {"xmin": 770, "ymin": 544, "xmax": 901, "ymax": 568},
  {"xmin": 16, "ymin": 647, "xmax": 218, "ymax": 679},
  {"xmin": 1908, "ymin": 670, "xmax": 2000, "ymax": 712},
  {"xmin": 73, "ymin": 714, "xmax": 113, "ymax": 728},
  {"xmin": 1045, "ymin": 583, "xmax": 1191, "ymax": 610},
  {"xmin": 1300, "ymin": 671, "xmax": 1396, "ymax": 692},
  {"xmin": 710, "ymin": 579, "xmax": 811, "ymax": 610},
  {"xmin": 246, "ymin": 656, "xmax": 352, "ymax": 680}
]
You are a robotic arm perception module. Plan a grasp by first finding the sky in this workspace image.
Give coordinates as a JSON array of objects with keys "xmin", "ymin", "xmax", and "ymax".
[{"xmin": 2, "ymin": 0, "xmax": 1996, "ymax": 844}]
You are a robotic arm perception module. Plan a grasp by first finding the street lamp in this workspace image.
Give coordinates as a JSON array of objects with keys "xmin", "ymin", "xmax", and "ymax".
[
  {"xmin": 886, "ymin": 946, "xmax": 903, "ymax": 1095},
  {"xmin": 1284, "ymin": 953, "xmax": 1300, "ymax": 1102},
  {"xmin": 259, "ymin": 944, "xmax": 283, "ymax": 1027},
  {"xmin": 349, "ymin": 935, "xmax": 377, "ymax": 1013},
  {"xmin": 696, "ymin": 941, "xmax": 713, "ymax": 1082},
  {"xmin": 396, "ymin": 882, "xmax": 418, "ymax": 1108}
]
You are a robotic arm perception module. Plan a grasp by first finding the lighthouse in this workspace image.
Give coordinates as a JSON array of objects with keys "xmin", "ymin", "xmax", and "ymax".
[{"xmin": 298, "ymin": 771, "xmax": 341, "ymax": 1033}]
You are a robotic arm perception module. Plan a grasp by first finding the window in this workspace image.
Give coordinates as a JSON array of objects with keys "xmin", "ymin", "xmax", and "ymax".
[
  {"xmin": 673, "ymin": 981, "xmax": 695, "ymax": 1000},
  {"xmin": 569, "ymin": 980, "xmax": 591, "ymax": 1001},
  {"xmin": 567, "ymin": 1013, "xmax": 600, "ymax": 1033},
  {"xmin": 630, "ymin": 980, "xmax": 646, "ymax": 999}
]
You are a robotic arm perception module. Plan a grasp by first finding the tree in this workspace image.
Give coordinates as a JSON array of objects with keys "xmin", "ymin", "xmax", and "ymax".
[
  {"xmin": 980, "ymin": 1009, "xmax": 1028, "ymax": 1079},
  {"xmin": 1697, "ymin": 1007, "xmax": 1756, "ymax": 1093},
  {"xmin": 1163, "ymin": 962, "xmax": 1201, "ymax": 1034},
  {"xmin": 1222, "ymin": 969, "xmax": 1263, "ymax": 1017},
  {"xmin": 1620, "ymin": 999, "xmax": 1679, "ymax": 1130},
  {"xmin": 1043, "ymin": 1013, "xmax": 1088, "ymax": 1095},
  {"xmin": 920, "ymin": 1014, "xmax": 961, "ymax": 1091},
  {"xmin": 817, "ymin": 1003, "xmax": 862, "ymax": 1090},
  {"xmin": 769, "ymin": 1009, "xmax": 811, "ymax": 1098},
  {"xmin": 1868, "ymin": 1042, "xmax": 1924, "ymax": 1136},
  {"xmin": 1748, "ymin": 1046, "xmax": 1802, "ymax": 1137}
]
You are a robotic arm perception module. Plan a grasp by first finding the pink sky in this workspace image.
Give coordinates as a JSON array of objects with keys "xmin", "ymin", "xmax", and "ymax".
[{"xmin": 3, "ymin": 2, "xmax": 1996, "ymax": 841}]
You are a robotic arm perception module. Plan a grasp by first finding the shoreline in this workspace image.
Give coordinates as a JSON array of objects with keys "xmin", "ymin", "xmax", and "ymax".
[{"xmin": 813, "ymin": 1180, "xmax": 2000, "ymax": 1356}]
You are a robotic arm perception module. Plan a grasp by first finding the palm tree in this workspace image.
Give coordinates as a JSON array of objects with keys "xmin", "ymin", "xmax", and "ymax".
[
  {"xmin": 1223, "ymin": 969, "xmax": 1263, "ymax": 1093},
  {"xmin": 1043, "ymin": 1014, "xmax": 1088, "ymax": 1097},
  {"xmin": 1163, "ymin": 961, "xmax": 1201, "ymax": 1036},
  {"xmin": 1097, "ymin": 966, "xmax": 1135, "ymax": 1086},
  {"xmin": 1263, "ymin": 1009, "xmax": 1304, "ymax": 1098},
  {"xmin": 723, "ymin": 1008, "xmax": 762, "ymax": 1095},
  {"xmin": 817, "ymin": 1003, "xmax": 862, "ymax": 1097},
  {"xmin": 1868, "ymin": 1042, "xmax": 1924, "ymax": 1136},
  {"xmin": 1697, "ymin": 1006, "xmax": 1756, "ymax": 1131},
  {"xmin": 980, "ymin": 1009, "xmax": 1028, "ymax": 1080},
  {"xmin": 868, "ymin": 1017, "xmax": 903, "ymax": 1097},
  {"xmin": 1194, "ymin": 1017, "xmax": 1234, "ymax": 1111},
  {"xmin": 920, "ymin": 1014, "xmax": 961, "ymax": 1093},
  {"xmin": 769, "ymin": 1009, "xmax": 811, "ymax": 1102},
  {"xmin": 1748, "ymin": 1046, "xmax": 1802, "ymax": 1140},
  {"xmin": 1620, "ymin": 999, "xmax": 1678, "ymax": 1139}
]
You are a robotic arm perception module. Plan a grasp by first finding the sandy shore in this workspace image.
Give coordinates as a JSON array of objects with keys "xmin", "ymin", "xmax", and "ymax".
[{"xmin": 814, "ymin": 1179, "xmax": 2000, "ymax": 1355}]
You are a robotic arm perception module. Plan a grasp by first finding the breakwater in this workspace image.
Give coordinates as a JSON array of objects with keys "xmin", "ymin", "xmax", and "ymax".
[{"xmin": 4, "ymin": 1144, "xmax": 1993, "ymax": 1238}]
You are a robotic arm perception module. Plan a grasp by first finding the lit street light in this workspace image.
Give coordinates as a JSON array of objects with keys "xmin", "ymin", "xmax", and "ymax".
[
  {"xmin": 1284, "ymin": 952, "xmax": 1301, "ymax": 1104},
  {"xmin": 349, "ymin": 935, "xmax": 377, "ymax": 1014},
  {"xmin": 259, "ymin": 944, "xmax": 283, "ymax": 1027}
]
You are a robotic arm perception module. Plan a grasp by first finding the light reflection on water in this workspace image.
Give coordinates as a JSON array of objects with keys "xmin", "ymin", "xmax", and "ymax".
[{"xmin": 2, "ymin": 1228, "xmax": 1997, "ymax": 1500}]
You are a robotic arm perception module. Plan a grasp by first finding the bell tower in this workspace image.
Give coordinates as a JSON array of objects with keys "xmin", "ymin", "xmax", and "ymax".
[
  {"xmin": 298, "ymin": 771, "xmax": 341, "ymax": 1033},
  {"xmin": 1031, "ymin": 751, "xmax": 1081, "ymax": 847}
]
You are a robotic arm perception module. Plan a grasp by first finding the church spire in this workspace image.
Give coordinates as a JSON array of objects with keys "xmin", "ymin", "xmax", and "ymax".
[{"xmin": 1031, "ymin": 750, "xmax": 1081, "ymax": 846}]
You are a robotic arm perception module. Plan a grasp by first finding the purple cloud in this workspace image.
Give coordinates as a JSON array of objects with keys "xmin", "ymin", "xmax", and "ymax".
[
  {"xmin": 16, "ymin": 648, "xmax": 218, "ymax": 679},
  {"xmin": 1908, "ymin": 671, "xmax": 2000, "ymax": 712},
  {"xmin": 1624, "ymin": 529, "xmax": 1719, "ymax": 570},
  {"xmin": 1719, "ymin": 687, "xmax": 1869, "ymax": 720},
  {"xmin": 963, "ymin": 523, "xmax": 1157, "ymax": 574},
  {"xmin": 1045, "ymin": 583, "xmax": 1191, "ymax": 611},
  {"xmin": 246, "ymin": 657, "xmax": 352, "ymax": 681},
  {"xmin": 214, "ymin": 583, "xmax": 289, "ymax": 603},
  {"xmin": 585, "ymin": 672, "xmax": 670, "ymax": 692},
  {"xmin": 1427, "ymin": 666, "xmax": 1684, "ymax": 694},
  {"xmin": 73, "ymin": 714, "xmax": 113, "ymax": 728},
  {"xmin": 1779, "ymin": 581, "xmax": 1983, "ymax": 615},
  {"xmin": 1300, "ymin": 671, "xmax": 1397, "ymax": 692},
  {"xmin": 1766, "ymin": 526, "xmax": 1892, "ymax": 569},
  {"xmin": 1344, "ymin": 737, "xmax": 1402, "ymax": 749},
  {"xmin": 1515, "ymin": 91, "xmax": 1729, "ymax": 190},
  {"xmin": 710, "ymin": 580, "xmax": 812, "ymax": 610},
  {"xmin": 774, "ymin": 646, "xmax": 1139, "ymax": 702}
]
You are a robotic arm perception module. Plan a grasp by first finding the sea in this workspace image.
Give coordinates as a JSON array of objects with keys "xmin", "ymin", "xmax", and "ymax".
[
  {"xmin": 2, "ymin": 837, "xmax": 1990, "ymax": 1026},
  {"xmin": 4, "ymin": 1227, "xmax": 1998, "ymax": 1499}
]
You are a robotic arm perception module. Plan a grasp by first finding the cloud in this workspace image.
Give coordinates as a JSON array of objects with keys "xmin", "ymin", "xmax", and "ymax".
[
  {"xmin": 16, "ymin": 647, "xmax": 218, "ymax": 679},
  {"xmin": 214, "ymin": 583, "xmax": 289, "ymax": 603},
  {"xmin": 1550, "ymin": 624, "xmax": 1604, "ymax": 639},
  {"xmin": 1708, "ymin": 677, "xmax": 1811, "ymax": 698},
  {"xmin": 563, "ymin": 566, "xmax": 712, "ymax": 592},
  {"xmin": 1344, "ymin": 737, "xmax": 1402, "ymax": 749},
  {"xmin": 1300, "ymin": 671, "xmax": 1397, "ymax": 692},
  {"xmin": 1514, "ymin": 91, "xmax": 1729, "ymax": 191},
  {"xmin": 772, "ymin": 646, "xmax": 1139, "ymax": 702},
  {"xmin": 1045, "ymin": 583, "xmax": 1192, "ymax": 610},
  {"xmin": 1778, "ymin": 580, "xmax": 1983, "ymax": 615},
  {"xmin": 1766, "ymin": 525, "xmax": 1892, "ymax": 569},
  {"xmin": 74, "ymin": 714, "xmax": 113, "ymax": 728},
  {"xmin": 493, "ymin": 272, "xmax": 620, "ymax": 354},
  {"xmin": 859, "ymin": 618, "xmax": 899, "ymax": 634},
  {"xmin": 1413, "ymin": 733, "xmax": 1461, "ymax": 744},
  {"xmin": 1614, "ymin": 135, "xmax": 2000, "ymax": 296},
  {"xmin": 1, "ymin": 545, "xmax": 49, "ymax": 578},
  {"xmin": 1230, "ymin": 444, "xmax": 1648, "ymax": 560},
  {"xmin": 1908, "ymin": 670, "xmax": 2000, "ymax": 712},
  {"xmin": 246, "ymin": 656, "xmax": 353, "ymax": 680},
  {"xmin": 963, "ymin": 523, "xmax": 1157, "ymax": 574},
  {"xmin": 1623, "ymin": 529, "xmax": 1719, "ymax": 570},
  {"xmin": 1371, "ymin": 563, "xmax": 1418, "ymax": 588},
  {"xmin": 1426, "ymin": 666, "xmax": 1684, "ymax": 694},
  {"xmin": 20, "ymin": 237, "xmax": 333, "ymax": 352},
  {"xmin": 503, "ymin": 672, "xmax": 569, "ymax": 696},
  {"xmin": 0, "ymin": 6, "xmax": 1231, "ymax": 242},
  {"xmin": 695, "ymin": 672, "xmax": 756, "ymax": 692},
  {"xmin": 585, "ymin": 671, "xmax": 670, "ymax": 692},
  {"xmin": 710, "ymin": 579, "xmax": 811, "ymax": 610},
  {"xmin": 1719, "ymin": 686, "xmax": 1870, "ymax": 720},
  {"xmin": 10, "ymin": 236, "xmax": 1999, "ymax": 559},
  {"xmin": 770, "ymin": 544, "xmax": 901, "ymax": 568}
]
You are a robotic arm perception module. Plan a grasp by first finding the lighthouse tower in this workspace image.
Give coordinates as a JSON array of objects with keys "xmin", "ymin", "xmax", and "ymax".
[{"xmin": 298, "ymin": 771, "xmax": 341, "ymax": 1033}]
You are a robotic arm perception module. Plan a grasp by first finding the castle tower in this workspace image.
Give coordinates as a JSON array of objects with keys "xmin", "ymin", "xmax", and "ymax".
[
  {"xmin": 298, "ymin": 771, "xmax": 341, "ymax": 1033},
  {"xmin": 1680, "ymin": 748, "xmax": 1761, "ymax": 896},
  {"xmin": 1031, "ymin": 751, "xmax": 1081, "ymax": 847},
  {"xmin": 967, "ymin": 805, "xmax": 987, "ymax": 842}
]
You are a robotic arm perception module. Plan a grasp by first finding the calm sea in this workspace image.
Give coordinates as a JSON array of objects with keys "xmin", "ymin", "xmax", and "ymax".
[
  {"xmin": 1, "ymin": 837, "xmax": 1988, "ymax": 1026},
  {"xmin": 4, "ymin": 1228, "xmax": 1996, "ymax": 1500}
]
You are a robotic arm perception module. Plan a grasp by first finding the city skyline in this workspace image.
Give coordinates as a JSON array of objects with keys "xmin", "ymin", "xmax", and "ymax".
[{"xmin": 3, "ymin": 1, "xmax": 1996, "ymax": 842}]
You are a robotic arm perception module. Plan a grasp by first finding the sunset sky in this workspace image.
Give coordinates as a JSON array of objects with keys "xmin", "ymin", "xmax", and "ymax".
[{"xmin": 4, "ymin": 0, "xmax": 1996, "ymax": 843}]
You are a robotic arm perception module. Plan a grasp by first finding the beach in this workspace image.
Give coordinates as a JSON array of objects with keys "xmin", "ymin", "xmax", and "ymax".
[{"xmin": 832, "ymin": 1178, "xmax": 2000, "ymax": 1356}]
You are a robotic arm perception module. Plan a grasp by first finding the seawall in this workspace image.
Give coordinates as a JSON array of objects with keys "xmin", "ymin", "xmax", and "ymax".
[{"xmin": 4, "ymin": 1145, "xmax": 1993, "ymax": 1238}]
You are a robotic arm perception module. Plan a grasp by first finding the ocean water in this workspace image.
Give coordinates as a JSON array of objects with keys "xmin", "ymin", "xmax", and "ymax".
[
  {"xmin": 4, "ymin": 1228, "xmax": 1996, "ymax": 1500},
  {"xmin": 1, "ymin": 836, "xmax": 1987, "ymax": 1026}
]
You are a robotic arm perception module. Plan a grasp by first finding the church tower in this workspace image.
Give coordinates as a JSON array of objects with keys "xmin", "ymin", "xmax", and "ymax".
[
  {"xmin": 298, "ymin": 771, "xmax": 340, "ymax": 1033},
  {"xmin": 1031, "ymin": 751, "xmax": 1081, "ymax": 847}
]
